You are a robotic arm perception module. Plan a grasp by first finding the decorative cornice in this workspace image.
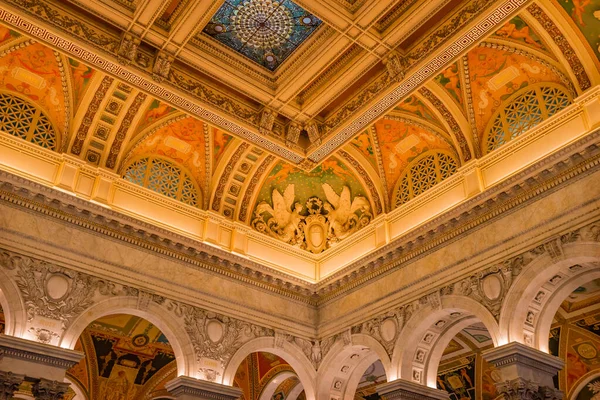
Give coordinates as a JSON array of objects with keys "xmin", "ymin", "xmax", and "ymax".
[
  {"xmin": 0, "ymin": 335, "xmax": 83, "ymax": 370},
  {"xmin": 377, "ymin": 378, "xmax": 449, "ymax": 400},
  {"xmin": 165, "ymin": 376, "xmax": 242, "ymax": 400}
]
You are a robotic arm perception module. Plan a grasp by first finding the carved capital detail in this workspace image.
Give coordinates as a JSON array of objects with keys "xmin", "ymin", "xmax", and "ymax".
[
  {"xmin": 0, "ymin": 371, "xmax": 25, "ymax": 400},
  {"xmin": 31, "ymin": 378, "xmax": 71, "ymax": 400},
  {"xmin": 495, "ymin": 378, "xmax": 563, "ymax": 400}
]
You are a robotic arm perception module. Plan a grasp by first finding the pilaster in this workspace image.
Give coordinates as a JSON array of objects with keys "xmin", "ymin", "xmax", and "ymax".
[
  {"xmin": 377, "ymin": 378, "xmax": 449, "ymax": 400},
  {"xmin": 166, "ymin": 376, "xmax": 242, "ymax": 400},
  {"xmin": 482, "ymin": 342, "xmax": 563, "ymax": 400}
]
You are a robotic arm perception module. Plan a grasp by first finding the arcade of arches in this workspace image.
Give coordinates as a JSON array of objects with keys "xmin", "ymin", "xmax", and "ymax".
[{"xmin": 2, "ymin": 0, "xmax": 600, "ymax": 399}]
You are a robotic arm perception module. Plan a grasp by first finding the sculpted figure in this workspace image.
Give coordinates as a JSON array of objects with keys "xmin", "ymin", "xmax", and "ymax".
[
  {"xmin": 322, "ymin": 184, "xmax": 371, "ymax": 241},
  {"xmin": 255, "ymin": 184, "xmax": 304, "ymax": 244}
]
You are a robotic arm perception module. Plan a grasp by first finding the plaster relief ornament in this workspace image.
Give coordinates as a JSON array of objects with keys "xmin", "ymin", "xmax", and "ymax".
[
  {"xmin": 253, "ymin": 184, "xmax": 373, "ymax": 253},
  {"xmin": 253, "ymin": 184, "xmax": 305, "ymax": 245},
  {"xmin": 322, "ymin": 184, "xmax": 372, "ymax": 243}
]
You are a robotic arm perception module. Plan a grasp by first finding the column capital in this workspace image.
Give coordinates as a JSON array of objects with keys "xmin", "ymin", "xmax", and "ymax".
[
  {"xmin": 495, "ymin": 378, "xmax": 563, "ymax": 400},
  {"xmin": 31, "ymin": 378, "xmax": 71, "ymax": 400},
  {"xmin": 166, "ymin": 376, "xmax": 242, "ymax": 400},
  {"xmin": 482, "ymin": 343, "xmax": 564, "ymax": 400},
  {"xmin": 0, "ymin": 335, "xmax": 83, "ymax": 381},
  {"xmin": 377, "ymin": 379, "xmax": 449, "ymax": 400},
  {"xmin": 0, "ymin": 371, "xmax": 25, "ymax": 400}
]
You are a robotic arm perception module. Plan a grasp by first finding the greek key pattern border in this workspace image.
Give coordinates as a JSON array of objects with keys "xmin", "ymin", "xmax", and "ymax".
[
  {"xmin": 308, "ymin": 0, "xmax": 528, "ymax": 162},
  {"xmin": 0, "ymin": 9, "xmax": 303, "ymax": 164}
]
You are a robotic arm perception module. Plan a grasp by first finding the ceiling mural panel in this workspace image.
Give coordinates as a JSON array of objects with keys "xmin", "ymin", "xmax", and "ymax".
[
  {"xmin": 393, "ymin": 95, "xmax": 443, "ymax": 127},
  {"xmin": 434, "ymin": 61, "xmax": 466, "ymax": 113},
  {"xmin": 492, "ymin": 15, "xmax": 549, "ymax": 52},
  {"xmin": 347, "ymin": 130, "xmax": 378, "ymax": 173},
  {"xmin": 466, "ymin": 45, "xmax": 570, "ymax": 144},
  {"xmin": 252, "ymin": 156, "xmax": 373, "ymax": 252},
  {"xmin": 66, "ymin": 314, "xmax": 177, "ymax": 400},
  {"xmin": 134, "ymin": 99, "xmax": 178, "ymax": 137},
  {"xmin": 214, "ymin": 128, "xmax": 236, "ymax": 170},
  {"xmin": 0, "ymin": 42, "xmax": 68, "ymax": 137},
  {"xmin": 556, "ymin": 0, "xmax": 600, "ymax": 62},
  {"xmin": 0, "ymin": 24, "xmax": 21, "ymax": 46},
  {"xmin": 202, "ymin": 0, "xmax": 322, "ymax": 70},
  {"xmin": 373, "ymin": 118, "xmax": 456, "ymax": 201},
  {"xmin": 68, "ymin": 58, "xmax": 95, "ymax": 112},
  {"xmin": 122, "ymin": 116, "xmax": 209, "ymax": 199}
]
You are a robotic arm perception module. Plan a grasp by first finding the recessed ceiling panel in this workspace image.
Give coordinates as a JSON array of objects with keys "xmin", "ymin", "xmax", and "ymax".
[{"xmin": 202, "ymin": 0, "xmax": 321, "ymax": 71}]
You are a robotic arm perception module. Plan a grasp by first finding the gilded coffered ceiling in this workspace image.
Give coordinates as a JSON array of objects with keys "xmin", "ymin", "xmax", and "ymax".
[{"xmin": 0, "ymin": 0, "xmax": 598, "ymax": 260}]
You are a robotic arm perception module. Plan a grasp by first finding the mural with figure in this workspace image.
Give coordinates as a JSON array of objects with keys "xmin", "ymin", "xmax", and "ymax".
[
  {"xmin": 66, "ymin": 314, "xmax": 177, "ymax": 400},
  {"xmin": 557, "ymin": 0, "xmax": 600, "ymax": 61},
  {"xmin": 68, "ymin": 58, "xmax": 95, "ymax": 110}
]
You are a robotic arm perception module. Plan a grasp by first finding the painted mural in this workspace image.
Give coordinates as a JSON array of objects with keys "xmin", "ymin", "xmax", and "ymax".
[
  {"xmin": 272, "ymin": 376, "xmax": 301, "ymax": 400},
  {"xmin": 393, "ymin": 95, "xmax": 440, "ymax": 125},
  {"xmin": 0, "ymin": 23, "xmax": 21, "ymax": 46},
  {"xmin": 124, "ymin": 116, "xmax": 207, "ymax": 190},
  {"xmin": 547, "ymin": 282, "xmax": 600, "ymax": 399},
  {"xmin": 373, "ymin": 119, "xmax": 455, "ymax": 199},
  {"xmin": 68, "ymin": 58, "xmax": 95, "ymax": 111},
  {"xmin": 0, "ymin": 42, "xmax": 67, "ymax": 134},
  {"xmin": 348, "ymin": 130, "xmax": 378, "ymax": 172},
  {"xmin": 65, "ymin": 314, "xmax": 177, "ymax": 400},
  {"xmin": 434, "ymin": 62, "xmax": 465, "ymax": 109},
  {"xmin": 214, "ymin": 128, "xmax": 235, "ymax": 169},
  {"xmin": 466, "ymin": 46, "xmax": 567, "ymax": 139},
  {"xmin": 492, "ymin": 16, "xmax": 547, "ymax": 51},
  {"xmin": 134, "ymin": 99, "xmax": 178, "ymax": 134},
  {"xmin": 557, "ymin": 0, "xmax": 600, "ymax": 61},
  {"xmin": 435, "ymin": 323, "xmax": 498, "ymax": 400},
  {"xmin": 233, "ymin": 352, "xmax": 295, "ymax": 400}
]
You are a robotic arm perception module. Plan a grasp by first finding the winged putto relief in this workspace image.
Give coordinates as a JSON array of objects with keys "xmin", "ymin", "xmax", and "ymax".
[{"xmin": 252, "ymin": 184, "xmax": 372, "ymax": 253}]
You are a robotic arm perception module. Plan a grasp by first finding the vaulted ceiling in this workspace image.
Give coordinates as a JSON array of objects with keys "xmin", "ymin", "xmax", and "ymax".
[{"xmin": 0, "ymin": 0, "xmax": 598, "ymax": 256}]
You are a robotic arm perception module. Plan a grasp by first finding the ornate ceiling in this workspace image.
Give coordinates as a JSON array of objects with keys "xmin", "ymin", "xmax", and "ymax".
[{"xmin": 0, "ymin": 0, "xmax": 598, "ymax": 260}]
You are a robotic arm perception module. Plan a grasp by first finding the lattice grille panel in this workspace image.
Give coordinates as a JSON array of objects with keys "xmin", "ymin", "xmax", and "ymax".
[
  {"xmin": 485, "ymin": 84, "xmax": 572, "ymax": 154},
  {"xmin": 123, "ymin": 156, "xmax": 200, "ymax": 207},
  {"xmin": 394, "ymin": 151, "xmax": 459, "ymax": 208},
  {"xmin": 0, "ymin": 92, "xmax": 57, "ymax": 150}
]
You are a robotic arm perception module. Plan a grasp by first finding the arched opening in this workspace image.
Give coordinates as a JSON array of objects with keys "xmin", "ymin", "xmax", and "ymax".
[
  {"xmin": 232, "ymin": 352, "xmax": 305, "ymax": 400},
  {"xmin": 222, "ymin": 337, "xmax": 317, "ymax": 400},
  {"xmin": 435, "ymin": 322, "xmax": 499, "ymax": 399},
  {"xmin": 317, "ymin": 335, "xmax": 391, "ymax": 400},
  {"xmin": 392, "ymin": 296, "xmax": 500, "ymax": 389},
  {"xmin": 65, "ymin": 313, "xmax": 178, "ymax": 400},
  {"xmin": 543, "ymin": 278, "xmax": 600, "ymax": 399}
]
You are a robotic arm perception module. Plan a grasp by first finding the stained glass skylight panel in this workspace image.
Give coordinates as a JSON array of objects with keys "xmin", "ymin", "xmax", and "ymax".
[{"xmin": 203, "ymin": 0, "xmax": 322, "ymax": 71}]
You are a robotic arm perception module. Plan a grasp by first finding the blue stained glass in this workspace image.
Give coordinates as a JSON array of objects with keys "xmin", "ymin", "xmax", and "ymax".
[{"xmin": 202, "ymin": 0, "xmax": 322, "ymax": 71}]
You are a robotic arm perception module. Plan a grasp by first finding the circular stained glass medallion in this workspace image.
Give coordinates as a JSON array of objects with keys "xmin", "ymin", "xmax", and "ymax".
[{"xmin": 230, "ymin": 0, "xmax": 294, "ymax": 49}]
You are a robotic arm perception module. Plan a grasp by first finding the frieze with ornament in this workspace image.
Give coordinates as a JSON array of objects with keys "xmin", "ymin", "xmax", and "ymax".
[
  {"xmin": 166, "ymin": 300, "xmax": 274, "ymax": 381},
  {"xmin": 252, "ymin": 183, "xmax": 373, "ymax": 253}
]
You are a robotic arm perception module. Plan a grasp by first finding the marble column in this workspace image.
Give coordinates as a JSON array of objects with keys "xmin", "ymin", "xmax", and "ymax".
[
  {"xmin": 0, "ymin": 371, "xmax": 25, "ymax": 399},
  {"xmin": 482, "ymin": 342, "xmax": 563, "ymax": 400},
  {"xmin": 377, "ymin": 379, "xmax": 449, "ymax": 400},
  {"xmin": 0, "ymin": 335, "xmax": 83, "ymax": 399},
  {"xmin": 166, "ymin": 376, "xmax": 242, "ymax": 400}
]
